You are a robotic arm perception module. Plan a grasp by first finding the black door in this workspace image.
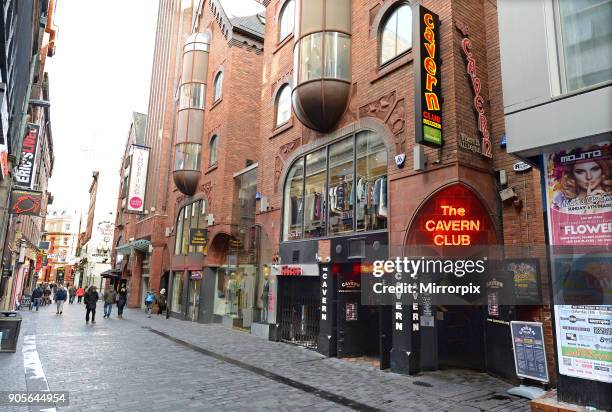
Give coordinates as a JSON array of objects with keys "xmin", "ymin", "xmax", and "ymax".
[
  {"xmin": 437, "ymin": 305, "xmax": 486, "ymax": 370},
  {"xmin": 379, "ymin": 305, "xmax": 392, "ymax": 369},
  {"xmin": 278, "ymin": 276, "xmax": 320, "ymax": 349}
]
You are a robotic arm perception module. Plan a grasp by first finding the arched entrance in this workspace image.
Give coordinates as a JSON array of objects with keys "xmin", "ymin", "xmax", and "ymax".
[{"xmin": 404, "ymin": 183, "xmax": 501, "ymax": 372}]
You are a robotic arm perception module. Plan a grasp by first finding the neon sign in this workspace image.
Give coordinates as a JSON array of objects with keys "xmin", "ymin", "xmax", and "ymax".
[
  {"xmin": 415, "ymin": 6, "xmax": 443, "ymax": 148},
  {"xmin": 425, "ymin": 204, "xmax": 483, "ymax": 246},
  {"xmin": 456, "ymin": 22, "xmax": 492, "ymax": 158}
]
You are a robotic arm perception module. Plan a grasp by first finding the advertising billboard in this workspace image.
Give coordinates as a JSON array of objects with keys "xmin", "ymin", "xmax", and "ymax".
[
  {"xmin": 14, "ymin": 124, "xmax": 40, "ymax": 189},
  {"xmin": 126, "ymin": 145, "xmax": 150, "ymax": 214},
  {"xmin": 9, "ymin": 189, "xmax": 43, "ymax": 216}
]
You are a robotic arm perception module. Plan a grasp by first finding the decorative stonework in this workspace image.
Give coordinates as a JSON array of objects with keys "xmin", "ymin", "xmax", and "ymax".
[
  {"xmin": 279, "ymin": 137, "xmax": 301, "ymax": 159},
  {"xmin": 369, "ymin": 3, "xmax": 382, "ymax": 26},
  {"xmin": 274, "ymin": 156, "xmax": 284, "ymax": 193},
  {"xmin": 387, "ymin": 98, "xmax": 407, "ymax": 154},
  {"xmin": 359, "ymin": 91, "xmax": 397, "ymax": 121},
  {"xmin": 201, "ymin": 181, "xmax": 213, "ymax": 204}
]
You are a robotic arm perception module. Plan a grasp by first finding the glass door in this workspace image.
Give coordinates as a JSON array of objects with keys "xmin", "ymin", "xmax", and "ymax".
[{"xmin": 187, "ymin": 278, "xmax": 200, "ymax": 321}]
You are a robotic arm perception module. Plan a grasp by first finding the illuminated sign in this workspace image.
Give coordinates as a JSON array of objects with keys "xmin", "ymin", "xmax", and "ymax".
[
  {"xmin": 189, "ymin": 228, "xmax": 208, "ymax": 246},
  {"xmin": 425, "ymin": 204, "xmax": 482, "ymax": 246},
  {"xmin": 15, "ymin": 124, "xmax": 40, "ymax": 188},
  {"xmin": 456, "ymin": 22, "xmax": 492, "ymax": 158},
  {"xmin": 280, "ymin": 266, "xmax": 303, "ymax": 276},
  {"xmin": 9, "ymin": 189, "xmax": 43, "ymax": 216},
  {"xmin": 414, "ymin": 5, "xmax": 443, "ymax": 148}
]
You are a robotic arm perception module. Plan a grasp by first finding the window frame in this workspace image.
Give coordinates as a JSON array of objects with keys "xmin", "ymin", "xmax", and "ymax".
[
  {"xmin": 281, "ymin": 130, "xmax": 389, "ymax": 242},
  {"xmin": 278, "ymin": 0, "xmax": 295, "ymax": 43},
  {"xmin": 378, "ymin": 2, "xmax": 413, "ymax": 67},
  {"xmin": 213, "ymin": 70, "xmax": 223, "ymax": 102},
  {"xmin": 209, "ymin": 134, "xmax": 219, "ymax": 167},
  {"xmin": 274, "ymin": 83, "xmax": 292, "ymax": 127},
  {"xmin": 174, "ymin": 199, "xmax": 207, "ymax": 256}
]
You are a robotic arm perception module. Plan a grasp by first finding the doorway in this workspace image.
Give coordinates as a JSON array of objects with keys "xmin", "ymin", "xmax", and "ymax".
[
  {"xmin": 187, "ymin": 278, "xmax": 200, "ymax": 321},
  {"xmin": 437, "ymin": 305, "xmax": 486, "ymax": 371}
]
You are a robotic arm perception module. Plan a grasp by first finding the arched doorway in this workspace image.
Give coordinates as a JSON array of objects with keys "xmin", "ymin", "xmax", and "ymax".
[{"xmin": 404, "ymin": 183, "xmax": 500, "ymax": 372}]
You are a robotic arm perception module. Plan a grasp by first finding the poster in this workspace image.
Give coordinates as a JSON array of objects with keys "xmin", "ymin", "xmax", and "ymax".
[
  {"xmin": 544, "ymin": 142, "xmax": 611, "ymax": 246},
  {"xmin": 510, "ymin": 321, "xmax": 549, "ymax": 382},
  {"xmin": 555, "ymin": 305, "xmax": 612, "ymax": 383},
  {"xmin": 126, "ymin": 144, "xmax": 150, "ymax": 214}
]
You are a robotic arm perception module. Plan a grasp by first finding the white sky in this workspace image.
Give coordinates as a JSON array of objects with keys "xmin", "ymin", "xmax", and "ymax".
[{"xmin": 46, "ymin": 0, "xmax": 159, "ymax": 218}]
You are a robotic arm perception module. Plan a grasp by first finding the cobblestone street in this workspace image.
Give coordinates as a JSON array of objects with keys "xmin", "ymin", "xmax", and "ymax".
[{"xmin": 0, "ymin": 302, "xmax": 532, "ymax": 412}]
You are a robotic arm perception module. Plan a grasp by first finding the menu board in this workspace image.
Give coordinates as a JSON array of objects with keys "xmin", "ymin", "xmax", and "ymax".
[
  {"xmin": 555, "ymin": 305, "xmax": 612, "ymax": 383},
  {"xmin": 510, "ymin": 321, "xmax": 549, "ymax": 382}
]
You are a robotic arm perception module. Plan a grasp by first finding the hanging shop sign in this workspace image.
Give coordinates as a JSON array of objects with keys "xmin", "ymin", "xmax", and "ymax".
[
  {"xmin": 545, "ymin": 142, "xmax": 611, "ymax": 246},
  {"xmin": 455, "ymin": 22, "xmax": 492, "ymax": 158},
  {"xmin": 15, "ymin": 124, "xmax": 40, "ymax": 188},
  {"xmin": 414, "ymin": 5, "xmax": 443, "ymax": 148},
  {"xmin": 510, "ymin": 321, "xmax": 549, "ymax": 382},
  {"xmin": 554, "ymin": 305, "xmax": 611, "ymax": 383},
  {"xmin": 277, "ymin": 264, "xmax": 319, "ymax": 277},
  {"xmin": 189, "ymin": 228, "xmax": 208, "ymax": 246},
  {"xmin": 9, "ymin": 189, "xmax": 43, "ymax": 216},
  {"xmin": 126, "ymin": 144, "xmax": 150, "ymax": 214},
  {"xmin": 513, "ymin": 162, "xmax": 532, "ymax": 172}
]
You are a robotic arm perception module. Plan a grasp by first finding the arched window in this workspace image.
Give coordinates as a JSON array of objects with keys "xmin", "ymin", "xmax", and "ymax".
[
  {"xmin": 283, "ymin": 130, "xmax": 388, "ymax": 241},
  {"xmin": 174, "ymin": 199, "xmax": 207, "ymax": 256},
  {"xmin": 213, "ymin": 71, "xmax": 223, "ymax": 102},
  {"xmin": 380, "ymin": 4, "xmax": 412, "ymax": 65},
  {"xmin": 209, "ymin": 135, "xmax": 218, "ymax": 166},
  {"xmin": 279, "ymin": 0, "xmax": 295, "ymax": 42},
  {"xmin": 275, "ymin": 84, "xmax": 292, "ymax": 127}
]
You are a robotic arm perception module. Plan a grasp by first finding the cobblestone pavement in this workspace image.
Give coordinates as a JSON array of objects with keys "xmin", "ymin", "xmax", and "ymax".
[{"xmin": 0, "ymin": 301, "xmax": 532, "ymax": 412}]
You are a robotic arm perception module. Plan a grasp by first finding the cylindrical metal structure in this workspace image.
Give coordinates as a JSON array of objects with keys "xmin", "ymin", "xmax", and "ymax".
[
  {"xmin": 173, "ymin": 32, "xmax": 211, "ymax": 196},
  {"xmin": 292, "ymin": 0, "xmax": 351, "ymax": 132}
]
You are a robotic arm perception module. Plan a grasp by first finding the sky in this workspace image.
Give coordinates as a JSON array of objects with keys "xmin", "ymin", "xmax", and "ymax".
[{"xmin": 46, "ymin": 0, "xmax": 159, "ymax": 218}]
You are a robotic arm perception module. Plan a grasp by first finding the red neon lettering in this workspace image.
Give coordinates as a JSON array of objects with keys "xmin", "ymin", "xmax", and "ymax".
[
  {"xmin": 424, "ymin": 41, "xmax": 435, "ymax": 59},
  {"xmin": 424, "ymin": 13, "xmax": 434, "ymax": 28},
  {"xmin": 474, "ymin": 95, "xmax": 485, "ymax": 114},
  {"xmin": 424, "ymin": 27, "xmax": 435, "ymax": 44},
  {"xmin": 424, "ymin": 57, "xmax": 436, "ymax": 76},
  {"xmin": 425, "ymin": 93, "xmax": 440, "ymax": 111}
]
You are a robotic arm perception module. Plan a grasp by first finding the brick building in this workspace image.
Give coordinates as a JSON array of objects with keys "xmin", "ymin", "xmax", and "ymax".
[{"xmin": 109, "ymin": 0, "xmax": 586, "ymax": 390}]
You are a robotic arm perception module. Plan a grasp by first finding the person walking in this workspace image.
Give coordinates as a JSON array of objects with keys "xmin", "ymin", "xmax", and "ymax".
[
  {"xmin": 32, "ymin": 285, "xmax": 43, "ymax": 311},
  {"xmin": 103, "ymin": 286, "xmax": 117, "ymax": 318},
  {"xmin": 84, "ymin": 286, "xmax": 99, "ymax": 324},
  {"xmin": 144, "ymin": 289, "xmax": 156, "ymax": 318},
  {"xmin": 76, "ymin": 286, "xmax": 85, "ymax": 303},
  {"xmin": 117, "ymin": 288, "xmax": 127, "ymax": 319},
  {"xmin": 157, "ymin": 289, "xmax": 167, "ymax": 315},
  {"xmin": 68, "ymin": 285, "xmax": 76, "ymax": 304},
  {"xmin": 54, "ymin": 284, "xmax": 68, "ymax": 315}
]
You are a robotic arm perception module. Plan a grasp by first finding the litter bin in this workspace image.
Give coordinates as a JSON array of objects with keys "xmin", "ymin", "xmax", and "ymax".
[{"xmin": 0, "ymin": 311, "xmax": 22, "ymax": 353}]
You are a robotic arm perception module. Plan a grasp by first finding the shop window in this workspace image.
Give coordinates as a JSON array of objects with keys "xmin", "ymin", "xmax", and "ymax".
[
  {"xmin": 380, "ymin": 4, "xmax": 412, "ymax": 65},
  {"xmin": 279, "ymin": 0, "xmax": 295, "ymax": 42},
  {"xmin": 213, "ymin": 71, "xmax": 223, "ymax": 102},
  {"xmin": 179, "ymin": 83, "xmax": 206, "ymax": 110},
  {"xmin": 174, "ymin": 199, "xmax": 207, "ymax": 255},
  {"xmin": 275, "ymin": 84, "xmax": 292, "ymax": 127},
  {"xmin": 209, "ymin": 135, "xmax": 218, "ymax": 166},
  {"xmin": 355, "ymin": 131, "xmax": 388, "ymax": 232},
  {"xmin": 555, "ymin": 0, "xmax": 612, "ymax": 92},
  {"xmin": 283, "ymin": 158, "xmax": 304, "ymax": 240},
  {"xmin": 171, "ymin": 272, "xmax": 184, "ymax": 313},
  {"xmin": 304, "ymin": 148, "xmax": 327, "ymax": 238},
  {"xmin": 282, "ymin": 131, "xmax": 388, "ymax": 241}
]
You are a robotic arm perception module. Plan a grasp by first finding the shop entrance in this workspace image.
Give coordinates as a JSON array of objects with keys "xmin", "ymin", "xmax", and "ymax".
[
  {"xmin": 278, "ymin": 276, "xmax": 320, "ymax": 349},
  {"xmin": 437, "ymin": 305, "xmax": 486, "ymax": 370},
  {"xmin": 186, "ymin": 278, "xmax": 200, "ymax": 322}
]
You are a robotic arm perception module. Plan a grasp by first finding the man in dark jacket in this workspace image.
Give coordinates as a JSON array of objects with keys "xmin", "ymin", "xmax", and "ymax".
[
  {"xmin": 32, "ymin": 285, "xmax": 43, "ymax": 311},
  {"xmin": 84, "ymin": 286, "xmax": 99, "ymax": 324},
  {"xmin": 54, "ymin": 285, "xmax": 68, "ymax": 315}
]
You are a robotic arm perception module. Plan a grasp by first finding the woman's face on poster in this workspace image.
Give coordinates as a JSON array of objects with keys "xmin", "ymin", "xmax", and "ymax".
[{"xmin": 572, "ymin": 161, "xmax": 603, "ymax": 193}]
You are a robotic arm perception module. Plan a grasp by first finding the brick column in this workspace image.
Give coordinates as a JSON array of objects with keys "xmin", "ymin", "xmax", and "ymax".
[{"xmin": 127, "ymin": 251, "xmax": 143, "ymax": 308}]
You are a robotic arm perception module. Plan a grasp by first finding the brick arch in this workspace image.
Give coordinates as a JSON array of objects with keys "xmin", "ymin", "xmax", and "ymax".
[
  {"xmin": 206, "ymin": 231, "xmax": 231, "ymax": 266},
  {"xmin": 370, "ymin": 0, "xmax": 414, "ymax": 39}
]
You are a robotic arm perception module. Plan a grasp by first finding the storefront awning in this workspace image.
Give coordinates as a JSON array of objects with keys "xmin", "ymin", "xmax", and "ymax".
[
  {"xmin": 115, "ymin": 239, "xmax": 151, "ymax": 255},
  {"xmin": 101, "ymin": 269, "xmax": 121, "ymax": 278}
]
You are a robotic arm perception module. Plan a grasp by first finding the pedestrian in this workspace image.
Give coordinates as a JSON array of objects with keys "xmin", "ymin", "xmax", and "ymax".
[
  {"xmin": 144, "ymin": 289, "xmax": 156, "ymax": 318},
  {"xmin": 117, "ymin": 288, "xmax": 127, "ymax": 319},
  {"xmin": 32, "ymin": 285, "xmax": 43, "ymax": 311},
  {"xmin": 76, "ymin": 286, "xmax": 85, "ymax": 303},
  {"xmin": 54, "ymin": 284, "xmax": 67, "ymax": 315},
  {"xmin": 68, "ymin": 285, "xmax": 76, "ymax": 304},
  {"xmin": 157, "ymin": 289, "xmax": 167, "ymax": 315},
  {"xmin": 103, "ymin": 286, "xmax": 117, "ymax": 318},
  {"xmin": 43, "ymin": 285, "xmax": 51, "ymax": 306},
  {"xmin": 84, "ymin": 286, "xmax": 99, "ymax": 324}
]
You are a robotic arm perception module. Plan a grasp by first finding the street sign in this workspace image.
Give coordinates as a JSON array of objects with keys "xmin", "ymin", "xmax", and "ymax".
[{"xmin": 510, "ymin": 321, "xmax": 549, "ymax": 382}]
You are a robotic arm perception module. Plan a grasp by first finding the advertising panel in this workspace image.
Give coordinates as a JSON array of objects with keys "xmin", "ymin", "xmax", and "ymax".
[
  {"xmin": 510, "ymin": 321, "xmax": 549, "ymax": 382},
  {"xmin": 14, "ymin": 124, "xmax": 40, "ymax": 189},
  {"xmin": 555, "ymin": 305, "xmax": 612, "ymax": 383},
  {"xmin": 545, "ymin": 142, "xmax": 611, "ymax": 246},
  {"xmin": 126, "ymin": 145, "xmax": 150, "ymax": 214},
  {"xmin": 414, "ymin": 5, "xmax": 442, "ymax": 148},
  {"xmin": 9, "ymin": 189, "xmax": 43, "ymax": 216}
]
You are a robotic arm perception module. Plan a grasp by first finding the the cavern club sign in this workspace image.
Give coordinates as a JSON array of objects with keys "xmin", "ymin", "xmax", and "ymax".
[
  {"xmin": 15, "ymin": 124, "xmax": 40, "ymax": 189},
  {"xmin": 414, "ymin": 5, "xmax": 443, "ymax": 148},
  {"xmin": 126, "ymin": 144, "xmax": 150, "ymax": 214},
  {"xmin": 456, "ymin": 21, "xmax": 492, "ymax": 158}
]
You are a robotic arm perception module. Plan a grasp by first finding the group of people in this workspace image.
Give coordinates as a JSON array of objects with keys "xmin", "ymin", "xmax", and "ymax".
[{"xmin": 28, "ymin": 283, "xmax": 168, "ymax": 323}]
